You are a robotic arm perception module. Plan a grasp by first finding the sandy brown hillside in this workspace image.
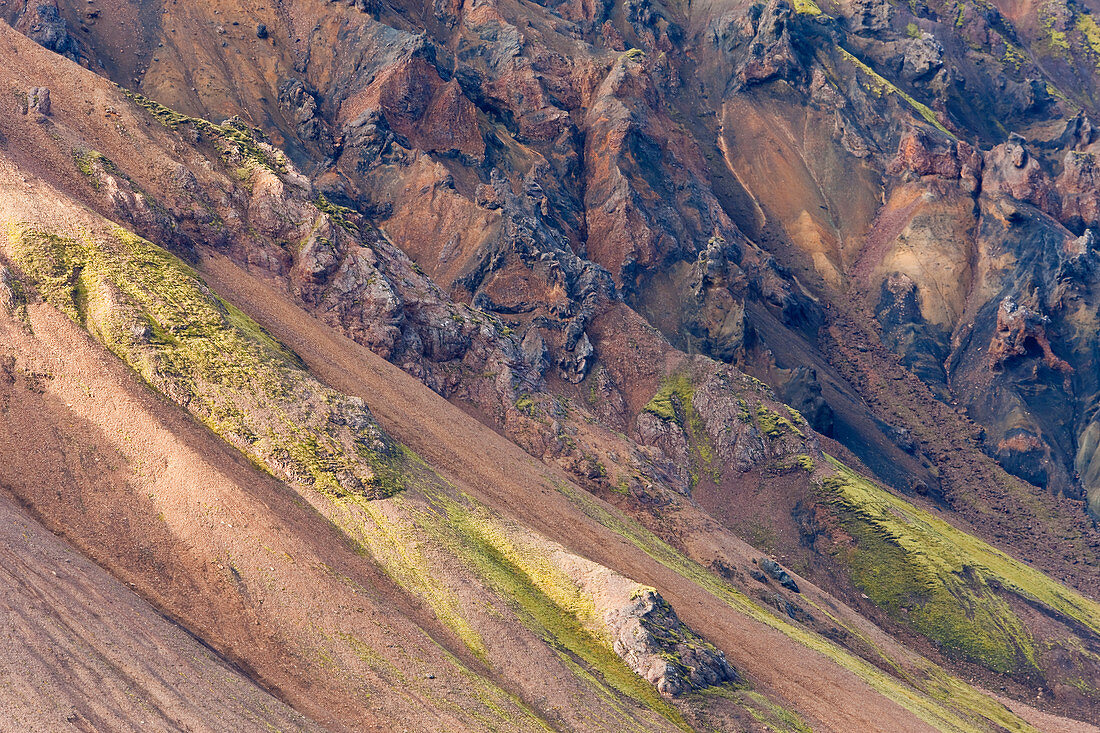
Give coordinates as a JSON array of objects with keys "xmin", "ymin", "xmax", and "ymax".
[
  {"xmin": 4, "ymin": 4, "xmax": 1100, "ymax": 732},
  {"xmin": 0, "ymin": 488, "xmax": 317, "ymax": 732},
  {"xmin": 0, "ymin": 241, "xmax": 554, "ymax": 733}
]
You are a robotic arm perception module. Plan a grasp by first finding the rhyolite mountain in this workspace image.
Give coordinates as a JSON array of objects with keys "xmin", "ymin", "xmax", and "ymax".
[{"xmin": 4, "ymin": 0, "xmax": 1100, "ymax": 729}]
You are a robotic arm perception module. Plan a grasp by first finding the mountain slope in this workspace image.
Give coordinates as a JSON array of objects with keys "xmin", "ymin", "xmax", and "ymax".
[
  {"xmin": 0, "ymin": 488, "xmax": 317, "ymax": 732},
  {"xmin": 23, "ymin": 0, "xmax": 1099, "ymax": 590},
  {"xmin": 3, "ymin": 2, "xmax": 1100, "ymax": 730}
]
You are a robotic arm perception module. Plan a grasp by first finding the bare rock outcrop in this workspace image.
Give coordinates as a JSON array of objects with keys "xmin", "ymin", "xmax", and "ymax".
[
  {"xmin": 15, "ymin": 1, "xmax": 78, "ymax": 59},
  {"xmin": 900, "ymin": 33, "xmax": 943, "ymax": 81},
  {"xmin": 1057, "ymin": 150, "xmax": 1100, "ymax": 229},
  {"xmin": 988, "ymin": 296, "xmax": 1072, "ymax": 375},
  {"xmin": 889, "ymin": 128, "xmax": 980, "ymax": 186},
  {"xmin": 554, "ymin": 550, "xmax": 739, "ymax": 698},
  {"xmin": 605, "ymin": 587, "xmax": 739, "ymax": 697},
  {"xmin": 735, "ymin": 0, "xmax": 801, "ymax": 88},
  {"xmin": 27, "ymin": 86, "xmax": 50, "ymax": 116},
  {"xmin": 279, "ymin": 79, "xmax": 334, "ymax": 154},
  {"xmin": 983, "ymin": 135, "xmax": 1059, "ymax": 215}
]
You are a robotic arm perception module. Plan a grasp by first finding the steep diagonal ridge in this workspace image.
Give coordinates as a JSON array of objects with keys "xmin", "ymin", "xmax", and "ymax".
[
  {"xmin": 7, "ymin": 222, "xmax": 405, "ymax": 501},
  {"xmin": 0, "ymin": 87, "xmax": 1051, "ymax": 733},
  {"xmin": 12, "ymin": 179, "xmax": 1086, "ymax": 726},
  {"xmin": 0, "ymin": 139, "xmax": 955, "ymax": 729},
  {"xmin": 4, "ymin": 5, "xmax": 1100, "ymax": 730},
  {"xmin": 0, "ymin": 183, "xmax": 756, "ymax": 729},
  {"xmin": 0, "ymin": 58, "xmax": 773, "ymax": 730},
  {"xmin": 31, "ymin": 0, "xmax": 1098, "ymax": 604},
  {"xmin": 0, "ymin": 236, "xmax": 557, "ymax": 732},
  {"xmin": 198, "ymin": 253, "xmax": 1069, "ymax": 733}
]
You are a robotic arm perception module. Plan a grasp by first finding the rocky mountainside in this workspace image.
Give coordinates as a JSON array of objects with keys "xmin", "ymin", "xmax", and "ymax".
[{"xmin": 4, "ymin": 0, "xmax": 1100, "ymax": 729}]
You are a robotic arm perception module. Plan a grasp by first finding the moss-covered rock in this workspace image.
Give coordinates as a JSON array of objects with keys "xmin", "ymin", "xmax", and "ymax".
[
  {"xmin": 7, "ymin": 223, "xmax": 404, "ymax": 499},
  {"xmin": 123, "ymin": 89, "xmax": 287, "ymax": 175},
  {"xmin": 642, "ymin": 371, "xmax": 719, "ymax": 487},
  {"xmin": 605, "ymin": 586, "xmax": 740, "ymax": 697}
]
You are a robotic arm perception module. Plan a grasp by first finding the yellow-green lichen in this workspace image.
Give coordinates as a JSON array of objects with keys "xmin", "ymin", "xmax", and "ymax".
[
  {"xmin": 820, "ymin": 458, "xmax": 1100, "ymax": 676},
  {"xmin": 1038, "ymin": 1, "xmax": 1071, "ymax": 55},
  {"xmin": 827, "ymin": 486, "xmax": 1034, "ymax": 672},
  {"xmin": 549, "ymin": 478, "xmax": 1038, "ymax": 733},
  {"xmin": 839, "ymin": 47, "xmax": 953, "ymax": 136},
  {"xmin": 739, "ymin": 689, "xmax": 814, "ymax": 732},
  {"xmin": 0, "ymin": 266, "xmax": 27, "ymax": 324},
  {"xmin": 793, "ymin": 0, "xmax": 823, "ymax": 16},
  {"xmin": 337, "ymin": 480, "xmax": 688, "ymax": 732},
  {"xmin": 314, "ymin": 194, "xmax": 359, "ymax": 233},
  {"xmin": 123, "ymin": 89, "xmax": 287, "ymax": 174},
  {"xmin": 338, "ymin": 492, "xmax": 491, "ymax": 663},
  {"xmin": 328, "ymin": 620, "xmax": 552, "ymax": 731},
  {"xmin": 644, "ymin": 372, "xmax": 719, "ymax": 486},
  {"xmin": 1077, "ymin": 13, "xmax": 1100, "ymax": 67},
  {"xmin": 7, "ymin": 224, "xmax": 403, "ymax": 499},
  {"xmin": 644, "ymin": 372, "xmax": 693, "ymax": 422},
  {"xmin": 756, "ymin": 404, "xmax": 803, "ymax": 439},
  {"xmin": 515, "ymin": 393, "xmax": 538, "ymax": 417},
  {"xmin": 72, "ymin": 149, "xmax": 118, "ymax": 189},
  {"xmin": 441, "ymin": 505, "xmax": 689, "ymax": 731},
  {"xmin": 1002, "ymin": 42, "xmax": 1029, "ymax": 70}
]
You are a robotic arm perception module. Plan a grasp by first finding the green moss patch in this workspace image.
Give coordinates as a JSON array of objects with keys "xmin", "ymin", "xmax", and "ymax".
[
  {"xmin": 827, "ymin": 485, "xmax": 1034, "ymax": 673},
  {"xmin": 549, "ymin": 479, "xmax": 1037, "ymax": 733},
  {"xmin": 756, "ymin": 404, "xmax": 804, "ymax": 439},
  {"xmin": 314, "ymin": 194, "xmax": 360, "ymax": 233},
  {"xmin": 1038, "ymin": 1, "xmax": 1071, "ymax": 55},
  {"xmin": 1077, "ymin": 13, "xmax": 1100, "ymax": 67},
  {"xmin": 442, "ymin": 506, "xmax": 687, "ymax": 731},
  {"xmin": 839, "ymin": 47, "xmax": 954, "ymax": 136},
  {"xmin": 820, "ymin": 458, "xmax": 1100, "ymax": 677},
  {"xmin": 515, "ymin": 393, "xmax": 538, "ymax": 417},
  {"xmin": 792, "ymin": 0, "xmax": 823, "ymax": 15},
  {"xmin": 8, "ymin": 223, "xmax": 403, "ymax": 499},
  {"xmin": 737, "ymin": 689, "xmax": 813, "ymax": 732},
  {"xmin": 72, "ymin": 149, "xmax": 120, "ymax": 189},
  {"xmin": 340, "ymin": 479, "xmax": 688, "ymax": 732},
  {"xmin": 644, "ymin": 371, "xmax": 719, "ymax": 486},
  {"xmin": 342, "ymin": 487, "xmax": 490, "ymax": 663},
  {"xmin": 123, "ymin": 89, "xmax": 287, "ymax": 174},
  {"xmin": 644, "ymin": 372, "xmax": 694, "ymax": 422}
]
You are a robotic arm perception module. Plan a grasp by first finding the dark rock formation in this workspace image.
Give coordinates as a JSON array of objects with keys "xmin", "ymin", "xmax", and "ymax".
[
  {"xmin": 758, "ymin": 558, "xmax": 799, "ymax": 593},
  {"xmin": 15, "ymin": 1, "xmax": 77, "ymax": 59}
]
